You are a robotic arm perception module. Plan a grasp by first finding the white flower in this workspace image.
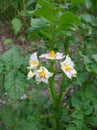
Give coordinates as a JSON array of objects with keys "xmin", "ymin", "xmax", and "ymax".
[
  {"xmin": 60, "ymin": 55, "xmax": 77, "ymax": 79},
  {"xmin": 27, "ymin": 70, "xmax": 35, "ymax": 79},
  {"xmin": 35, "ymin": 66, "xmax": 53, "ymax": 84},
  {"xmin": 20, "ymin": 93, "xmax": 27, "ymax": 100},
  {"xmin": 27, "ymin": 52, "xmax": 39, "ymax": 69},
  {"xmin": 39, "ymin": 50, "xmax": 65, "ymax": 60}
]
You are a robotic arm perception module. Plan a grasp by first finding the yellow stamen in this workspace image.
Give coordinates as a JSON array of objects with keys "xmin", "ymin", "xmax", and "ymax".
[
  {"xmin": 50, "ymin": 50, "xmax": 55, "ymax": 58},
  {"xmin": 29, "ymin": 61, "xmax": 37, "ymax": 65},
  {"xmin": 40, "ymin": 69, "xmax": 45, "ymax": 78},
  {"xmin": 64, "ymin": 65, "xmax": 71, "ymax": 71}
]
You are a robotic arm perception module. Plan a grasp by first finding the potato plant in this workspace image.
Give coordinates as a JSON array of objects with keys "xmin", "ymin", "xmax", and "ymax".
[{"xmin": 0, "ymin": 0, "xmax": 97, "ymax": 130}]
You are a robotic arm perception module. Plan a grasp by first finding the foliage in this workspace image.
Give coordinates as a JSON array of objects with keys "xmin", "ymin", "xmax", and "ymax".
[{"xmin": 0, "ymin": 0, "xmax": 97, "ymax": 130}]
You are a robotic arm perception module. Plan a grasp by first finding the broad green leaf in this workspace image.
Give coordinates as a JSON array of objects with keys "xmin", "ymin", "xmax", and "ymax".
[
  {"xmin": 31, "ymin": 0, "xmax": 55, "ymax": 22},
  {"xmin": 2, "ymin": 46, "xmax": 23, "ymax": 71},
  {"xmin": 72, "ymin": 120, "xmax": 84, "ymax": 129},
  {"xmin": 71, "ymin": 110, "xmax": 84, "ymax": 120},
  {"xmin": 38, "ymin": 0, "xmax": 53, "ymax": 10},
  {"xmin": 61, "ymin": 108, "xmax": 71, "ymax": 123},
  {"xmin": 80, "ymin": 14, "xmax": 97, "ymax": 26},
  {"xmin": 12, "ymin": 18, "xmax": 22, "ymax": 34},
  {"xmin": 66, "ymin": 126, "xmax": 77, "ymax": 130},
  {"xmin": 16, "ymin": 118, "xmax": 39, "ymax": 130},
  {"xmin": 0, "ymin": 106, "xmax": 14, "ymax": 127},
  {"xmin": 71, "ymin": 0, "xmax": 85, "ymax": 4},
  {"xmin": 33, "ymin": 0, "xmax": 62, "ymax": 22},
  {"xmin": 30, "ymin": 17, "xmax": 50, "ymax": 32},
  {"xmin": 90, "ymin": 64, "xmax": 97, "ymax": 74},
  {"xmin": 58, "ymin": 12, "xmax": 82, "ymax": 30},
  {"xmin": 74, "ymin": 72, "xmax": 86, "ymax": 86},
  {"xmin": 79, "ymin": 52, "xmax": 91, "ymax": 65},
  {"xmin": 87, "ymin": 116, "xmax": 97, "ymax": 127},
  {"xmin": 3, "ymin": 38, "xmax": 13, "ymax": 45},
  {"xmin": 85, "ymin": 0, "xmax": 92, "ymax": 9},
  {"xmin": 59, "ymin": 12, "xmax": 82, "ymax": 25},
  {"xmin": 71, "ymin": 91, "xmax": 81, "ymax": 109},
  {"xmin": 33, "ymin": 8, "xmax": 54, "ymax": 22},
  {"xmin": 83, "ymin": 56, "xmax": 91, "ymax": 65},
  {"xmin": 5, "ymin": 71, "xmax": 27, "ymax": 99},
  {"xmin": 81, "ymin": 101, "xmax": 93, "ymax": 115},
  {"xmin": 92, "ymin": 54, "xmax": 97, "ymax": 62}
]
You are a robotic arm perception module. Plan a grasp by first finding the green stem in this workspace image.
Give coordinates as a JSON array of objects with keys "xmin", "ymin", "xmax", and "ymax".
[
  {"xmin": 40, "ymin": 114, "xmax": 54, "ymax": 119},
  {"xmin": 82, "ymin": 72, "xmax": 94, "ymax": 91},
  {"xmin": 49, "ymin": 78, "xmax": 61, "ymax": 130},
  {"xmin": 55, "ymin": 116, "xmax": 60, "ymax": 130},
  {"xmin": 49, "ymin": 77, "xmax": 57, "ymax": 107},
  {"xmin": 49, "ymin": 60, "xmax": 62, "ymax": 129},
  {"xmin": 58, "ymin": 75, "xmax": 65, "ymax": 105}
]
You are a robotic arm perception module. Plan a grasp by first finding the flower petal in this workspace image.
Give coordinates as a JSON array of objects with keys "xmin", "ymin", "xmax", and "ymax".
[
  {"xmin": 55, "ymin": 52, "xmax": 65, "ymax": 59},
  {"xmin": 28, "ymin": 52, "xmax": 39, "ymax": 69},
  {"xmin": 60, "ymin": 55, "xmax": 77, "ymax": 79},
  {"xmin": 27, "ymin": 70, "xmax": 35, "ymax": 79}
]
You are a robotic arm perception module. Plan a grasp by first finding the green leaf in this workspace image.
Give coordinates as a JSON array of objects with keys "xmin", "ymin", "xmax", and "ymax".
[
  {"xmin": 74, "ymin": 72, "xmax": 86, "ymax": 86},
  {"xmin": 71, "ymin": 110, "xmax": 84, "ymax": 120},
  {"xmin": 29, "ymin": 17, "xmax": 50, "ymax": 32},
  {"xmin": 72, "ymin": 120, "xmax": 84, "ymax": 129},
  {"xmin": 87, "ymin": 116, "xmax": 97, "ymax": 127},
  {"xmin": 17, "ymin": 121, "xmax": 38, "ymax": 130},
  {"xmin": 71, "ymin": 0, "xmax": 85, "ymax": 4},
  {"xmin": 80, "ymin": 14, "xmax": 97, "ymax": 26},
  {"xmin": 58, "ymin": 12, "xmax": 82, "ymax": 30},
  {"xmin": 71, "ymin": 91, "xmax": 81, "ymax": 109},
  {"xmin": 90, "ymin": 63, "xmax": 97, "ymax": 74},
  {"xmin": 12, "ymin": 18, "xmax": 22, "ymax": 34},
  {"xmin": 0, "ymin": 106, "xmax": 14, "ymax": 127},
  {"xmin": 81, "ymin": 101, "xmax": 93, "ymax": 115},
  {"xmin": 61, "ymin": 108, "xmax": 71, "ymax": 123},
  {"xmin": 85, "ymin": 0, "xmax": 92, "ymax": 9},
  {"xmin": 33, "ymin": 0, "xmax": 62, "ymax": 22},
  {"xmin": 32, "ymin": 0, "xmax": 57, "ymax": 22},
  {"xmin": 79, "ymin": 52, "xmax": 91, "ymax": 65},
  {"xmin": 38, "ymin": 0, "xmax": 53, "ymax": 10},
  {"xmin": 3, "ymin": 39, "xmax": 13, "ymax": 45},
  {"xmin": 16, "ymin": 117, "xmax": 39, "ymax": 130},
  {"xmin": 66, "ymin": 126, "xmax": 77, "ymax": 130},
  {"xmin": 4, "ymin": 71, "xmax": 27, "ymax": 99},
  {"xmin": 83, "ymin": 56, "xmax": 91, "ymax": 65},
  {"xmin": 2, "ymin": 46, "xmax": 23, "ymax": 71},
  {"xmin": 92, "ymin": 54, "xmax": 97, "ymax": 62}
]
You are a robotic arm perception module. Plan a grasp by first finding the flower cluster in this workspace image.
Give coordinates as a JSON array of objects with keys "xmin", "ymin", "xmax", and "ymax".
[{"xmin": 27, "ymin": 50, "xmax": 77, "ymax": 84}]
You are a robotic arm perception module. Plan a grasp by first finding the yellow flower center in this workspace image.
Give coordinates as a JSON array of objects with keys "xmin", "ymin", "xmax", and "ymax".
[
  {"xmin": 29, "ymin": 61, "xmax": 37, "ymax": 65},
  {"xmin": 64, "ymin": 65, "xmax": 71, "ymax": 71},
  {"xmin": 40, "ymin": 69, "xmax": 45, "ymax": 78},
  {"xmin": 50, "ymin": 50, "xmax": 55, "ymax": 58}
]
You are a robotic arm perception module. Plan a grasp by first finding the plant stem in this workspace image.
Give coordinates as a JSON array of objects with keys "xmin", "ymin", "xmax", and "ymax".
[
  {"xmin": 82, "ymin": 72, "xmax": 94, "ymax": 91},
  {"xmin": 48, "ymin": 60, "xmax": 62, "ymax": 129},
  {"xmin": 49, "ymin": 77, "xmax": 57, "ymax": 107},
  {"xmin": 40, "ymin": 114, "xmax": 54, "ymax": 119}
]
